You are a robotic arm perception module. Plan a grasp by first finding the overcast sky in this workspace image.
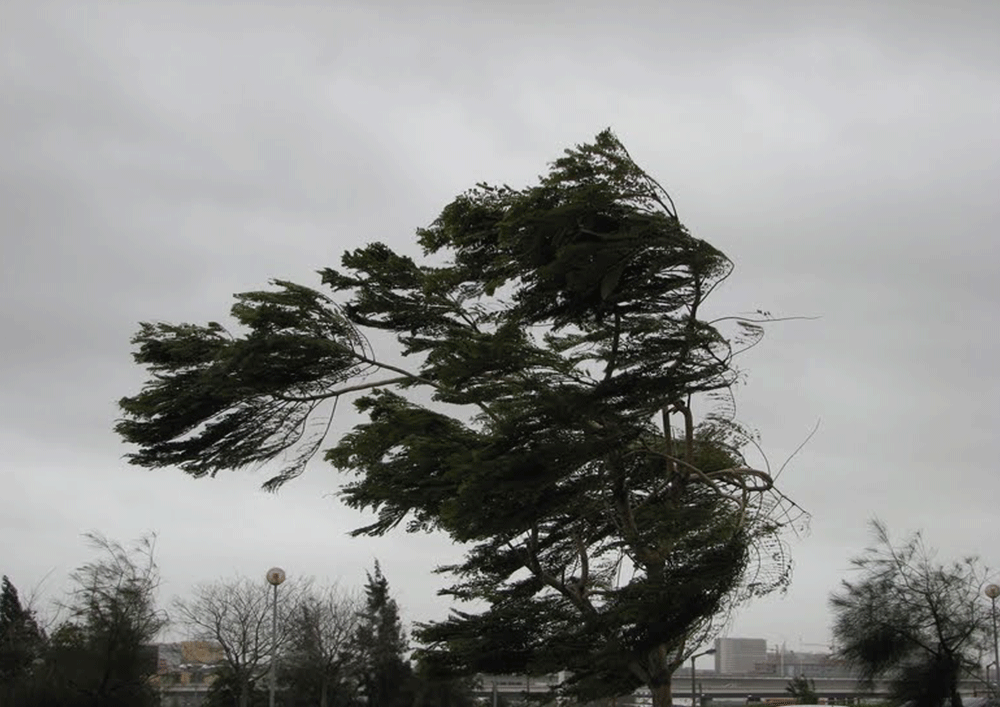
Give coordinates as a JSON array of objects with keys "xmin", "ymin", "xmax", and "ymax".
[{"xmin": 2, "ymin": 0, "xmax": 999, "ymax": 654}]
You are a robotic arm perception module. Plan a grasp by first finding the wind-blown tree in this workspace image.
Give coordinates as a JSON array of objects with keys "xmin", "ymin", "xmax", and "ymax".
[
  {"xmin": 48, "ymin": 533, "xmax": 166, "ymax": 707},
  {"xmin": 174, "ymin": 575, "xmax": 310, "ymax": 707},
  {"xmin": 830, "ymin": 520, "xmax": 992, "ymax": 707},
  {"xmin": 117, "ymin": 130, "xmax": 806, "ymax": 707}
]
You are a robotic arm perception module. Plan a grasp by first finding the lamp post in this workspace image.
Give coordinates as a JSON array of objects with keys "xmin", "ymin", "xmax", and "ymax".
[
  {"xmin": 691, "ymin": 648, "xmax": 716, "ymax": 707},
  {"xmin": 987, "ymin": 584, "xmax": 1000, "ymax": 694},
  {"xmin": 267, "ymin": 567, "xmax": 286, "ymax": 707}
]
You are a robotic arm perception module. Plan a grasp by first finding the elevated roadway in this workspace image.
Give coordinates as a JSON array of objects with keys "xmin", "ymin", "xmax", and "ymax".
[
  {"xmin": 688, "ymin": 673, "xmax": 985, "ymax": 698},
  {"xmin": 477, "ymin": 673, "xmax": 990, "ymax": 702}
]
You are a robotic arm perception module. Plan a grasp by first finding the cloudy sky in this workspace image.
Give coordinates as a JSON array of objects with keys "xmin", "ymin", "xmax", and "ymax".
[{"xmin": 2, "ymin": 0, "xmax": 999, "ymax": 654}]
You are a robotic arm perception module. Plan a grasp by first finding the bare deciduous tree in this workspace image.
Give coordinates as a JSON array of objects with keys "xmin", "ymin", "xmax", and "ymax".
[
  {"xmin": 174, "ymin": 575, "xmax": 310, "ymax": 707},
  {"xmin": 283, "ymin": 583, "xmax": 362, "ymax": 707}
]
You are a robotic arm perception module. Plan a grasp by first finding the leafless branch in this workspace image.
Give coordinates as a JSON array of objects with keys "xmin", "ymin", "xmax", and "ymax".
[
  {"xmin": 774, "ymin": 418, "xmax": 821, "ymax": 481},
  {"xmin": 273, "ymin": 376, "xmax": 413, "ymax": 402}
]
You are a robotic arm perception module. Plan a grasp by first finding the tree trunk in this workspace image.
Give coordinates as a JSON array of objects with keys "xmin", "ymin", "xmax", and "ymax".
[
  {"xmin": 238, "ymin": 680, "xmax": 250, "ymax": 707},
  {"xmin": 320, "ymin": 678, "xmax": 329, "ymax": 707},
  {"xmin": 651, "ymin": 677, "xmax": 674, "ymax": 707},
  {"xmin": 949, "ymin": 683, "xmax": 963, "ymax": 707}
]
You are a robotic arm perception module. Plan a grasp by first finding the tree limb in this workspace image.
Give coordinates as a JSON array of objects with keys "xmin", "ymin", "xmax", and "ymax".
[{"xmin": 273, "ymin": 376, "xmax": 413, "ymax": 402}]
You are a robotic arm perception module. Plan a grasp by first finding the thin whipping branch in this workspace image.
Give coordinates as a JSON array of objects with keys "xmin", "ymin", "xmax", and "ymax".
[
  {"xmin": 774, "ymin": 419, "xmax": 821, "ymax": 481},
  {"xmin": 708, "ymin": 314, "xmax": 821, "ymax": 326},
  {"xmin": 273, "ymin": 376, "xmax": 412, "ymax": 402}
]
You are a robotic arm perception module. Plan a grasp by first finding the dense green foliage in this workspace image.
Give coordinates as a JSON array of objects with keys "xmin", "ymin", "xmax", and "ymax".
[
  {"xmin": 409, "ymin": 667, "xmax": 480, "ymax": 707},
  {"xmin": 831, "ymin": 521, "xmax": 990, "ymax": 707},
  {"xmin": 0, "ymin": 576, "xmax": 44, "ymax": 686},
  {"xmin": 118, "ymin": 130, "xmax": 805, "ymax": 706},
  {"xmin": 0, "ymin": 576, "xmax": 45, "ymax": 706}
]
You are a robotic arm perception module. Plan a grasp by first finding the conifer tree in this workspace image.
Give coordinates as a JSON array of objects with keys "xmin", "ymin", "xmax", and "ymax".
[
  {"xmin": 118, "ymin": 130, "xmax": 807, "ymax": 706},
  {"xmin": 355, "ymin": 562, "xmax": 412, "ymax": 707},
  {"xmin": 0, "ymin": 575, "xmax": 44, "ymax": 686}
]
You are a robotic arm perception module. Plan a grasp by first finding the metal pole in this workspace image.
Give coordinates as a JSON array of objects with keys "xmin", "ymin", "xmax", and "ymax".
[
  {"xmin": 987, "ymin": 585, "xmax": 1000, "ymax": 696},
  {"xmin": 265, "ymin": 568, "xmax": 285, "ymax": 707},
  {"xmin": 992, "ymin": 595, "xmax": 999, "ymax": 694},
  {"xmin": 270, "ymin": 582, "xmax": 277, "ymax": 707},
  {"xmin": 691, "ymin": 655, "xmax": 696, "ymax": 707}
]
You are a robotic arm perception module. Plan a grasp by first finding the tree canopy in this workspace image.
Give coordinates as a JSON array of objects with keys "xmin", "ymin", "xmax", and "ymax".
[
  {"xmin": 831, "ymin": 520, "xmax": 992, "ymax": 707},
  {"xmin": 118, "ymin": 129, "xmax": 807, "ymax": 707}
]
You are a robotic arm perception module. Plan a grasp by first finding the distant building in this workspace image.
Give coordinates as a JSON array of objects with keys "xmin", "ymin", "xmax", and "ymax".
[
  {"xmin": 712, "ymin": 638, "xmax": 855, "ymax": 679},
  {"xmin": 758, "ymin": 647, "xmax": 854, "ymax": 678},
  {"xmin": 476, "ymin": 672, "xmax": 649, "ymax": 707},
  {"xmin": 714, "ymin": 637, "xmax": 767, "ymax": 674},
  {"xmin": 151, "ymin": 640, "xmax": 225, "ymax": 707}
]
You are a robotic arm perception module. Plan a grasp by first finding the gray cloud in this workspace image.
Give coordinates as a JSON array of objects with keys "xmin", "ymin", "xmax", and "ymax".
[{"xmin": 2, "ymin": 0, "xmax": 998, "ymax": 650}]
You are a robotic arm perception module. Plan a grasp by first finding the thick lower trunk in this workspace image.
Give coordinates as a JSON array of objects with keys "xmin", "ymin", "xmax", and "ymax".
[
  {"xmin": 651, "ymin": 677, "xmax": 674, "ymax": 707},
  {"xmin": 238, "ymin": 681, "xmax": 250, "ymax": 707},
  {"xmin": 949, "ymin": 684, "xmax": 963, "ymax": 707},
  {"xmin": 320, "ymin": 678, "xmax": 329, "ymax": 707}
]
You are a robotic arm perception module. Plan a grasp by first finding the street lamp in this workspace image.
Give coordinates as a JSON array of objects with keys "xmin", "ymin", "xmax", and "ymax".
[
  {"xmin": 691, "ymin": 648, "xmax": 716, "ymax": 707},
  {"xmin": 267, "ymin": 567, "xmax": 286, "ymax": 707},
  {"xmin": 986, "ymin": 584, "xmax": 1000, "ymax": 694}
]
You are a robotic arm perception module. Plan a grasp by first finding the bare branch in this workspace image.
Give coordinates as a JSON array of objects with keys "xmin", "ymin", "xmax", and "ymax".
[
  {"xmin": 774, "ymin": 418, "xmax": 821, "ymax": 481},
  {"xmin": 708, "ymin": 314, "xmax": 822, "ymax": 326},
  {"xmin": 273, "ymin": 376, "xmax": 413, "ymax": 402}
]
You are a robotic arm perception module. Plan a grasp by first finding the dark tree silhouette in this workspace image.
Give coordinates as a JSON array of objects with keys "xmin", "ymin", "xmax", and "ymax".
[
  {"xmin": 48, "ymin": 533, "xmax": 165, "ymax": 707},
  {"xmin": 118, "ymin": 130, "xmax": 808, "ymax": 707},
  {"xmin": 0, "ymin": 575, "xmax": 45, "ymax": 699},
  {"xmin": 280, "ymin": 583, "xmax": 361, "ymax": 707},
  {"xmin": 831, "ymin": 520, "xmax": 992, "ymax": 707},
  {"xmin": 355, "ymin": 563, "xmax": 412, "ymax": 707}
]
